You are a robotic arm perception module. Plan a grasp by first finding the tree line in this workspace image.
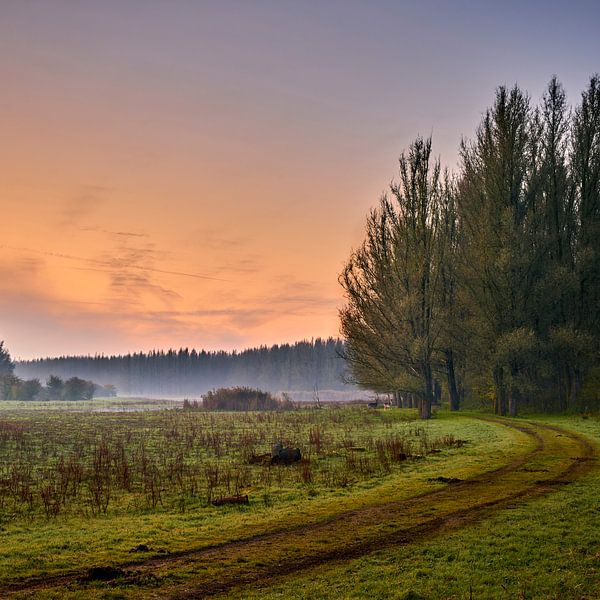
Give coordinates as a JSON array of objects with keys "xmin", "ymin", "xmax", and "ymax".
[
  {"xmin": 15, "ymin": 338, "xmax": 349, "ymax": 397},
  {"xmin": 340, "ymin": 76, "xmax": 600, "ymax": 418},
  {"xmin": 1, "ymin": 342, "xmax": 116, "ymax": 401}
]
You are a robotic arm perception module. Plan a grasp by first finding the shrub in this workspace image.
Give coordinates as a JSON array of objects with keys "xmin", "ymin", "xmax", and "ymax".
[{"xmin": 201, "ymin": 387, "xmax": 294, "ymax": 411}]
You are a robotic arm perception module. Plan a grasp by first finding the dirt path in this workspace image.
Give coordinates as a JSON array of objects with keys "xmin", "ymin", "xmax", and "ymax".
[{"xmin": 2, "ymin": 418, "xmax": 596, "ymax": 599}]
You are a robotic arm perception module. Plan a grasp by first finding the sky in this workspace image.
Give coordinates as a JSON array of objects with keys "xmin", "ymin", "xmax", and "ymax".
[{"xmin": 1, "ymin": 0, "xmax": 599, "ymax": 359}]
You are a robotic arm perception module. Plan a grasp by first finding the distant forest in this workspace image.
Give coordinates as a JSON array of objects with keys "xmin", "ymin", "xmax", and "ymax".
[{"xmin": 16, "ymin": 338, "xmax": 350, "ymax": 397}]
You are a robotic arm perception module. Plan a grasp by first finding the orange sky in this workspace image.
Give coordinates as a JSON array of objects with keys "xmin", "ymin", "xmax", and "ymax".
[{"xmin": 2, "ymin": 2, "xmax": 598, "ymax": 359}]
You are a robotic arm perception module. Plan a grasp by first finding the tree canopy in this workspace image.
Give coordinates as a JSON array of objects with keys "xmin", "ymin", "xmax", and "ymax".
[{"xmin": 340, "ymin": 76, "xmax": 600, "ymax": 417}]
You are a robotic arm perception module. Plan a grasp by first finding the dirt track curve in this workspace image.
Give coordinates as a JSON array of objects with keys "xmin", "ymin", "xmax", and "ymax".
[{"xmin": 1, "ymin": 417, "xmax": 597, "ymax": 599}]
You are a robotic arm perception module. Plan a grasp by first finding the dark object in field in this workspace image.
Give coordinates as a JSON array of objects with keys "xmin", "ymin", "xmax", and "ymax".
[
  {"xmin": 248, "ymin": 453, "xmax": 271, "ymax": 465},
  {"xmin": 428, "ymin": 476, "xmax": 463, "ymax": 484},
  {"xmin": 129, "ymin": 544, "xmax": 151, "ymax": 553},
  {"xmin": 271, "ymin": 442, "xmax": 301, "ymax": 464},
  {"xmin": 82, "ymin": 566, "xmax": 126, "ymax": 581},
  {"xmin": 212, "ymin": 494, "xmax": 249, "ymax": 506}
]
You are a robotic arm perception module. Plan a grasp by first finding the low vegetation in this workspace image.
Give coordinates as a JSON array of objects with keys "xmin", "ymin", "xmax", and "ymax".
[
  {"xmin": 239, "ymin": 415, "xmax": 600, "ymax": 600},
  {"xmin": 0, "ymin": 403, "xmax": 465, "ymax": 522},
  {"xmin": 0, "ymin": 402, "xmax": 596, "ymax": 599},
  {"xmin": 0, "ymin": 401, "xmax": 530, "ymax": 589},
  {"xmin": 197, "ymin": 386, "xmax": 295, "ymax": 411}
]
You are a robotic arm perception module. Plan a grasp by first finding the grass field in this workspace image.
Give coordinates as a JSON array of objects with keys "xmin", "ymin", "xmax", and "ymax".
[
  {"xmin": 238, "ymin": 415, "xmax": 600, "ymax": 600},
  {"xmin": 0, "ymin": 401, "xmax": 597, "ymax": 599}
]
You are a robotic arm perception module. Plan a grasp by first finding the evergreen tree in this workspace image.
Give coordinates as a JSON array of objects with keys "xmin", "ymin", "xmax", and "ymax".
[{"xmin": 0, "ymin": 341, "xmax": 14, "ymax": 376}]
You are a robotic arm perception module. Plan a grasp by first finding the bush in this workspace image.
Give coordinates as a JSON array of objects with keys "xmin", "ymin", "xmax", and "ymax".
[{"xmin": 201, "ymin": 387, "xmax": 294, "ymax": 411}]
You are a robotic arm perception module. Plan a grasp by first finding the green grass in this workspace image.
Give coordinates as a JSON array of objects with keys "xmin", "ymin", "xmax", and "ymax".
[
  {"xmin": 226, "ymin": 415, "xmax": 600, "ymax": 600},
  {"xmin": 0, "ymin": 406, "xmax": 527, "ymax": 588},
  {"xmin": 0, "ymin": 396, "xmax": 181, "ymax": 412},
  {"xmin": 2, "ymin": 406, "xmax": 596, "ymax": 599}
]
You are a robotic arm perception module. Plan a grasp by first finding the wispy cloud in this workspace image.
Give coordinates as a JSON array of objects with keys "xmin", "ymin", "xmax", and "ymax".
[
  {"xmin": 58, "ymin": 186, "xmax": 110, "ymax": 227},
  {"xmin": 0, "ymin": 244, "xmax": 339, "ymax": 358},
  {"xmin": 80, "ymin": 226, "xmax": 149, "ymax": 238},
  {"xmin": 0, "ymin": 262, "xmax": 242, "ymax": 357},
  {"xmin": 0, "ymin": 244, "xmax": 230, "ymax": 282},
  {"xmin": 109, "ymin": 270, "xmax": 183, "ymax": 304},
  {"xmin": 184, "ymin": 228, "xmax": 249, "ymax": 251}
]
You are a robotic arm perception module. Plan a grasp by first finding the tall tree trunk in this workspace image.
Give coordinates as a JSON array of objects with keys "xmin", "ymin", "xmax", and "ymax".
[
  {"xmin": 493, "ymin": 366, "xmax": 507, "ymax": 416},
  {"xmin": 419, "ymin": 363, "xmax": 433, "ymax": 419},
  {"xmin": 557, "ymin": 365, "xmax": 568, "ymax": 412},
  {"xmin": 445, "ymin": 349, "xmax": 460, "ymax": 411},
  {"xmin": 571, "ymin": 369, "xmax": 583, "ymax": 411},
  {"xmin": 419, "ymin": 395, "xmax": 432, "ymax": 419},
  {"xmin": 508, "ymin": 387, "xmax": 518, "ymax": 417},
  {"xmin": 433, "ymin": 379, "xmax": 442, "ymax": 405},
  {"xmin": 508, "ymin": 364, "xmax": 519, "ymax": 417}
]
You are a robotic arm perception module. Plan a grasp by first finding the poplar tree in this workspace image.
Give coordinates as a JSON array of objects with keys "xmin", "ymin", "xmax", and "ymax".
[
  {"xmin": 340, "ymin": 137, "xmax": 446, "ymax": 418},
  {"xmin": 457, "ymin": 85, "xmax": 539, "ymax": 416},
  {"xmin": 536, "ymin": 77, "xmax": 578, "ymax": 411},
  {"xmin": 438, "ymin": 173, "xmax": 464, "ymax": 410},
  {"xmin": 570, "ymin": 75, "xmax": 600, "ymax": 407}
]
